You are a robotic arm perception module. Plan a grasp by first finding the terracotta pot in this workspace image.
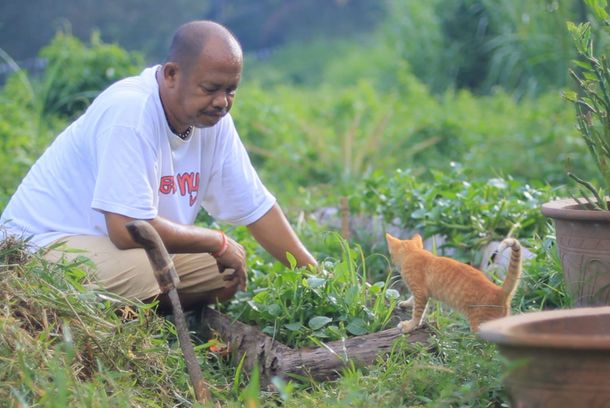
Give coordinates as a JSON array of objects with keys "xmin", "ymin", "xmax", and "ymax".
[
  {"xmin": 541, "ymin": 198, "xmax": 610, "ymax": 306},
  {"xmin": 479, "ymin": 307, "xmax": 610, "ymax": 407}
]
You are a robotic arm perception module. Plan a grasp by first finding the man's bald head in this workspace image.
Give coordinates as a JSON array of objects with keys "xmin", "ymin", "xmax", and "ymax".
[{"xmin": 166, "ymin": 21, "xmax": 242, "ymax": 73}]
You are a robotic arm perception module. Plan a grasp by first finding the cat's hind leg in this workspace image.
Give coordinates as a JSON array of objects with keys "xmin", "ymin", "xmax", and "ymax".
[{"xmin": 397, "ymin": 295, "xmax": 428, "ymax": 333}]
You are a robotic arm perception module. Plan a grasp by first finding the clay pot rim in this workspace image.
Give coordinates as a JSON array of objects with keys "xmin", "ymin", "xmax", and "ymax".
[
  {"xmin": 479, "ymin": 307, "xmax": 610, "ymax": 350},
  {"xmin": 541, "ymin": 197, "xmax": 610, "ymax": 221}
]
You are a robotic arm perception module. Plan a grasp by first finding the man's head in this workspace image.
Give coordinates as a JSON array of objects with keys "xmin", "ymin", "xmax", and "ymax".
[{"xmin": 159, "ymin": 21, "xmax": 243, "ymax": 130}]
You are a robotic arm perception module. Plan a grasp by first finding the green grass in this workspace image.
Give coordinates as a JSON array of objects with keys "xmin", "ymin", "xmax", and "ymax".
[{"xmin": 0, "ymin": 223, "xmax": 570, "ymax": 407}]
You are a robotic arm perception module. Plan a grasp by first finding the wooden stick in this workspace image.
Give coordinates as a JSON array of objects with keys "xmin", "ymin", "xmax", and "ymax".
[{"xmin": 126, "ymin": 220, "xmax": 211, "ymax": 404}]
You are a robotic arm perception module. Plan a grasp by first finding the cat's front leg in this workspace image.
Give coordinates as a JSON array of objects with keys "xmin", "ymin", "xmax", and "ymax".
[
  {"xmin": 397, "ymin": 319, "xmax": 420, "ymax": 333},
  {"xmin": 397, "ymin": 297, "xmax": 428, "ymax": 333},
  {"xmin": 398, "ymin": 296, "xmax": 414, "ymax": 309}
]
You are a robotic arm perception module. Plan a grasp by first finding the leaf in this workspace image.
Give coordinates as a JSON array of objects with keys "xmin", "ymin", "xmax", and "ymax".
[
  {"xmin": 411, "ymin": 208, "xmax": 428, "ymax": 219},
  {"xmin": 562, "ymin": 90, "xmax": 578, "ymax": 102},
  {"xmin": 284, "ymin": 322, "xmax": 303, "ymax": 331},
  {"xmin": 308, "ymin": 316, "xmax": 333, "ymax": 330},
  {"xmin": 585, "ymin": 0, "xmax": 609, "ymax": 20},
  {"xmin": 252, "ymin": 290, "xmax": 269, "ymax": 303},
  {"xmin": 306, "ymin": 276, "xmax": 326, "ymax": 289},
  {"xmin": 267, "ymin": 303, "xmax": 282, "ymax": 317},
  {"xmin": 385, "ymin": 289, "xmax": 400, "ymax": 300},
  {"xmin": 271, "ymin": 377, "xmax": 295, "ymax": 402},
  {"xmin": 345, "ymin": 286, "xmax": 359, "ymax": 305},
  {"xmin": 246, "ymin": 300, "xmax": 261, "ymax": 312},
  {"xmin": 239, "ymin": 362, "xmax": 261, "ymax": 407},
  {"xmin": 368, "ymin": 284, "xmax": 382, "ymax": 295},
  {"xmin": 312, "ymin": 329, "xmax": 330, "ymax": 338},
  {"xmin": 346, "ymin": 318, "xmax": 368, "ymax": 336},
  {"xmin": 233, "ymin": 353, "xmax": 248, "ymax": 395},
  {"xmin": 286, "ymin": 251, "xmax": 297, "ymax": 270}
]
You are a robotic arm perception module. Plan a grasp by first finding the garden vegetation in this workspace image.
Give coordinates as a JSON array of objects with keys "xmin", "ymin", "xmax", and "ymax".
[{"xmin": 0, "ymin": 0, "xmax": 598, "ymax": 406}]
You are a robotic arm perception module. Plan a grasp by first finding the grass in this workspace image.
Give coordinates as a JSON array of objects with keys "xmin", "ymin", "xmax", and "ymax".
[
  {"xmin": 0, "ymin": 238, "xmax": 217, "ymax": 406},
  {"xmin": 0, "ymin": 223, "xmax": 571, "ymax": 407}
]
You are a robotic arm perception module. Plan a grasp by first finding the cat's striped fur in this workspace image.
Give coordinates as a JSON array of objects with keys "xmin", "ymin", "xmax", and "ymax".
[{"xmin": 386, "ymin": 233, "xmax": 522, "ymax": 333}]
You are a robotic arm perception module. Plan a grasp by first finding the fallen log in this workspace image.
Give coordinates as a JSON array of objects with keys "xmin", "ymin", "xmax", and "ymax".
[{"xmin": 200, "ymin": 307, "xmax": 431, "ymax": 384}]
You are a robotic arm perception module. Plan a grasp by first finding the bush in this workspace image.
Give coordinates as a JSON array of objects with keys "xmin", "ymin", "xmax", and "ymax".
[
  {"xmin": 357, "ymin": 166, "xmax": 556, "ymax": 264},
  {"xmin": 235, "ymin": 79, "xmax": 587, "ymax": 214},
  {"xmin": 37, "ymin": 31, "xmax": 143, "ymax": 119}
]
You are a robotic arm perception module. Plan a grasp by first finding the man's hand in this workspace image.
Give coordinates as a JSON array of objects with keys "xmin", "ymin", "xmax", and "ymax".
[
  {"xmin": 214, "ymin": 234, "xmax": 247, "ymax": 290},
  {"xmin": 248, "ymin": 204, "xmax": 317, "ymax": 268}
]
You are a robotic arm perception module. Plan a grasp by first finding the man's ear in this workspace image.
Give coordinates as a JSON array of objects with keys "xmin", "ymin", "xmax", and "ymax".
[{"xmin": 161, "ymin": 62, "xmax": 180, "ymax": 87}]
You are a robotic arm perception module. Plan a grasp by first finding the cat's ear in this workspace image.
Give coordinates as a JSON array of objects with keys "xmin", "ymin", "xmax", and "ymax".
[
  {"xmin": 386, "ymin": 233, "xmax": 396, "ymax": 244},
  {"xmin": 412, "ymin": 234, "xmax": 424, "ymax": 248}
]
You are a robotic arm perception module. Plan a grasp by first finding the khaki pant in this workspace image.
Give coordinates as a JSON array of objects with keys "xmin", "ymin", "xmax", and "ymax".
[{"xmin": 44, "ymin": 235, "xmax": 230, "ymax": 301}]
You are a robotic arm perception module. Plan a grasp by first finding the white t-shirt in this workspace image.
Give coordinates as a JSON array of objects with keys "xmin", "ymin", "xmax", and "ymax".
[{"xmin": 0, "ymin": 66, "xmax": 275, "ymax": 249}]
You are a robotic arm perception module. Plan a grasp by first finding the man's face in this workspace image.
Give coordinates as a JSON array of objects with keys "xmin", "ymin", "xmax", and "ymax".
[{"xmin": 172, "ymin": 47, "xmax": 242, "ymax": 128}]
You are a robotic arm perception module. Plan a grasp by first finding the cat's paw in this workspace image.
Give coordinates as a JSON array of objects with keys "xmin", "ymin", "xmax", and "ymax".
[
  {"xmin": 398, "ymin": 298, "xmax": 413, "ymax": 309},
  {"xmin": 397, "ymin": 320, "xmax": 419, "ymax": 333}
]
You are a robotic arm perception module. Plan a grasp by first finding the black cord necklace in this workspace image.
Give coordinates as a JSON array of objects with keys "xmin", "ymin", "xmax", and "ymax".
[{"xmin": 173, "ymin": 125, "xmax": 194, "ymax": 140}]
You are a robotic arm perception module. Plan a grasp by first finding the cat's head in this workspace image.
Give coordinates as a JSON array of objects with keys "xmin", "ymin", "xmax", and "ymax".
[{"xmin": 386, "ymin": 233, "xmax": 424, "ymax": 263}]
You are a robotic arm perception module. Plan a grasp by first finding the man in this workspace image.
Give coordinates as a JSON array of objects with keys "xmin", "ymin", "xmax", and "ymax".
[{"xmin": 0, "ymin": 21, "xmax": 317, "ymax": 309}]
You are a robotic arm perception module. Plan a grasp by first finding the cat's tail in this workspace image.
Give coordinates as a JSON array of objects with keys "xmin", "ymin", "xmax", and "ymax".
[{"xmin": 497, "ymin": 238, "xmax": 522, "ymax": 298}]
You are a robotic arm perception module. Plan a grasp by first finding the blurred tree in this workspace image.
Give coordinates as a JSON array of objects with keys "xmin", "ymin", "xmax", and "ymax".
[
  {"xmin": 0, "ymin": 0, "xmax": 383, "ymax": 63},
  {"xmin": 384, "ymin": 0, "xmax": 584, "ymax": 96}
]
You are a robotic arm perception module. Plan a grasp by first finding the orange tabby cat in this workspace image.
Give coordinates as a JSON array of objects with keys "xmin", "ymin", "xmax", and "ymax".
[{"xmin": 386, "ymin": 233, "xmax": 522, "ymax": 333}]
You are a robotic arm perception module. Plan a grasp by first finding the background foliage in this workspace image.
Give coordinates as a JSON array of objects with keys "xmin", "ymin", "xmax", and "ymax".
[{"xmin": 0, "ymin": 0, "xmax": 599, "ymax": 406}]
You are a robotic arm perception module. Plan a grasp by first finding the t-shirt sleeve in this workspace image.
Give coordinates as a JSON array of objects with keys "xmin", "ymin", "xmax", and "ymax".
[
  {"xmin": 202, "ymin": 117, "xmax": 276, "ymax": 225},
  {"xmin": 91, "ymin": 125, "xmax": 158, "ymax": 219}
]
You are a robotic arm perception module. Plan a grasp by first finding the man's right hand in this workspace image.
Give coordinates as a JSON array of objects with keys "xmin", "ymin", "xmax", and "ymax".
[{"xmin": 214, "ymin": 233, "xmax": 247, "ymax": 290}]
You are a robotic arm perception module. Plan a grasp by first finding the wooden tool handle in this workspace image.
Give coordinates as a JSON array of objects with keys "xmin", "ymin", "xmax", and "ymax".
[
  {"xmin": 125, "ymin": 220, "xmax": 180, "ymax": 293},
  {"xmin": 125, "ymin": 220, "xmax": 211, "ymax": 403}
]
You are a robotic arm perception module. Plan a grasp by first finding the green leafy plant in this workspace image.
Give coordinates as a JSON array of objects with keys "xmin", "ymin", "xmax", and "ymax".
[
  {"xmin": 513, "ymin": 233, "xmax": 572, "ymax": 311},
  {"xmin": 358, "ymin": 165, "xmax": 555, "ymax": 264},
  {"xmin": 563, "ymin": 0, "xmax": 610, "ymax": 210},
  {"xmin": 222, "ymin": 233, "xmax": 399, "ymax": 348}
]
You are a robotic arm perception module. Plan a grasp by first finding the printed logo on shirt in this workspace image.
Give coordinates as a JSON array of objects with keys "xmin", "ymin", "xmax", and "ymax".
[{"xmin": 159, "ymin": 172, "xmax": 200, "ymax": 206}]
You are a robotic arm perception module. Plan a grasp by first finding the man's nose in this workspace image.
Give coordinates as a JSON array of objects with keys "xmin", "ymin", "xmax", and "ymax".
[{"xmin": 212, "ymin": 93, "xmax": 229, "ymax": 109}]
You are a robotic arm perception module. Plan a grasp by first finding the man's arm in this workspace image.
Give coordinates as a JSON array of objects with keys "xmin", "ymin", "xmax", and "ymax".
[
  {"xmin": 104, "ymin": 211, "xmax": 247, "ymax": 288},
  {"xmin": 247, "ymin": 203, "xmax": 317, "ymax": 268},
  {"xmin": 105, "ymin": 212, "xmax": 222, "ymax": 253}
]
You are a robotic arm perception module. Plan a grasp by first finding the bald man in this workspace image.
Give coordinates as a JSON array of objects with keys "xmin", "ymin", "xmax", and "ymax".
[{"xmin": 0, "ymin": 21, "xmax": 317, "ymax": 310}]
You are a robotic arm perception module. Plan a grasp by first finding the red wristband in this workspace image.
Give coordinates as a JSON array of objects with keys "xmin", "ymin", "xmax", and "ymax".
[{"xmin": 211, "ymin": 231, "xmax": 228, "ymax": 258}]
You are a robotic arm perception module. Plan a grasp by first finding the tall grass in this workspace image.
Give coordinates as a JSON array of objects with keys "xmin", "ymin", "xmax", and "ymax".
[{"xmin": 0, "ymin": 238, "xmax": 215, "ymax": 406}]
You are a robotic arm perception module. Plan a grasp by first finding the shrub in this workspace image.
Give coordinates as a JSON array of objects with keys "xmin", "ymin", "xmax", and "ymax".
[
  {"xmin": 357, "ymin": 166, "xmax": 556, "ymax": 264},
  {"xmin": 37, "ymin": 31, "xmax": 143, "ymax": 119}
]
